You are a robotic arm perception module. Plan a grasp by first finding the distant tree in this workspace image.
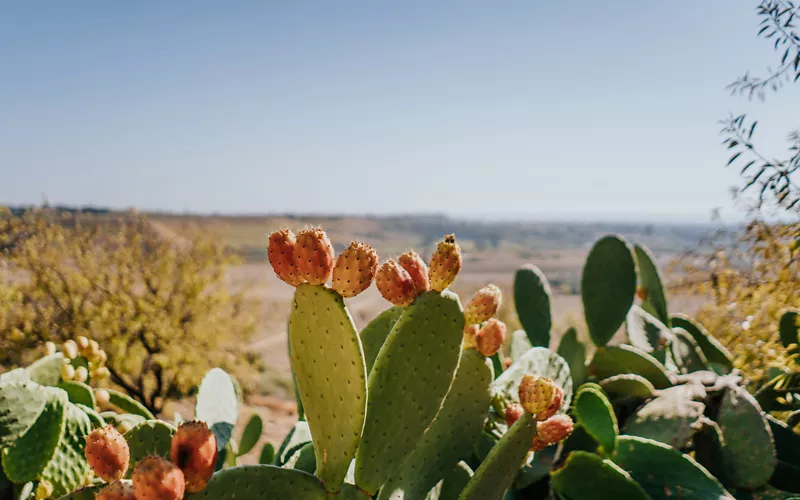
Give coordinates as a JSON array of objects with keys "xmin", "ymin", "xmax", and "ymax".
[{"xmin": 722, "ymin": 1, "xmax": 800, "ymax": 210}]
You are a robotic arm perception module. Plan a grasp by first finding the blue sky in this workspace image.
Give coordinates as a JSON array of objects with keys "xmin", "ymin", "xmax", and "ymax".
[{"xmin": 1, "ymin": 1, "xmax": 797, "ymax": 222}]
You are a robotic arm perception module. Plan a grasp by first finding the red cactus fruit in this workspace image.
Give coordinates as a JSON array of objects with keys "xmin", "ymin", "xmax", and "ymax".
[
  {"xmin": 268, "ymin": 229, "xmax": 305, "ymax": 286},
  {"xmin": 518, "ymin": 374, "xmax": 557, "ymax": 416},
  {"xmin": 84, "ymin": 425, "xmax": 130, "ymax": 483},
  {"xmin": 170, "ymin": 421, "xmax": 218, "ymax": 493},
  {"xmin": 332, "ymin": 241, "xmax": 379, "ymax": 297},
  {"xmin": 536, "ymin": 385, "xmax": 564, "ymax": 422},
  {"xmin": 376, "ymin": 260, "xmax": 418, "ymax": 306},
  {"xmin": 398, "ymin": 250, "xmax": 430, "ymax": 293},
  {"xmin": 96, "ymin": 481, "xmax": 136, "ymax": 500},
  {"xmin": 536, "ymin": 414, "xmax": 574, "ymax": 445},
  {"xmin": 464, "ymin": 285, "xmax": 502, "ymax": 325},
  {"xmin": 429, "ymin": 234, "xmax": 462, "ymax": 292},
  {"xmin": 505, "ymin": 403, "xmax": 524, "ymax": 426},
  {"xmin": 475, "ymin": 319, "xmax": 507, "ymax": 357},
  {"xmin": 294, "ymin": 228, "xmax": 335, "ymax": 285},
  {"xmin": 463, "ymin": 324, "xmax": 479, "ymax": 350},
  {"xmin": 132, "ymin": 456, "xmax": 185, "ymax": 500},
  {"xmin": 530, "ymin": 435, "xmax": 549, "ymax": 452}
]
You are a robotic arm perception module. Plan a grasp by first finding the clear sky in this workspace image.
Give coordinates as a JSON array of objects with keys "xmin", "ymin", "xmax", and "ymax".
[{"xmin": 1, "ymin": 1, "xmax": 798, "ymax": 222}]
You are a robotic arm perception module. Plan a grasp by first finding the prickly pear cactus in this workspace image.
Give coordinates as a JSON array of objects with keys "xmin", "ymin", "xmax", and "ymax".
[
  {"xmin": 195, "ymin": 368, "xmax": 240, "ymax": 457},
  {"xmin": 124, "ymin": 420, "xmax": 176, "ymax": 476},
  {"xmin": 670, "ymin": 315, "xmax": 733, "ymax": 374},
  {"xmin": 491, "ymin": 347, "xmax": 572, "ymax": 411},
  {"xmin": 513, "ymin": 264, "xmax": 552, "ymax": 347},
  {"xmin": 625, "ymin": 305, "xmax": 673, "ymax": 358},
  {"xmin": 590, "ymin": 344, "xmax": 673, "ymax": 389},
  {"xmin": 378, "ymin": 349, "xmax": 493, "ymax": 500},
  {"xmin": 634, "ymin": 243, "xmax": 670, "ymax": 326},
  {"xmin": 623, "ymin": 384, "xmax": 706, "ymax": 449},
  {"xmin": 105, "ymin": 389, "xmax": 155, "ymax": 420},
  {"xmin": 360, "ymin": 306, "xmax": 404, "ymax": 374},
  {"xmin": 355, "ymin": 290, "xmax": 465, "ymax": 495},
  {"xmin": 185, "ymin": 465, "xmax": 327, "ymax": 500},
  {"xmin": 599, "ymin": 374, "xmax": 656, "ymax": 400},
  {"xmin": 574, "ymin": 385, "xmax": 617, "ymax": 454},
  {"xmin": 779, "ymin": 309, "xmax": 800, "ymax": 358},
  {"xmin": 289, "ymin": 284, "xmax": 367, "ymax": 492},
  {"xmin": 551, "ymin": 450, "xmax": 650, "ymax": 500},
  {"xmin": 556, "ymin": 327, "xmax": 587, "ymax": 387},
  {"xmin": 581, "ymin": 235, "xmax": 637, "ymax": 347}
]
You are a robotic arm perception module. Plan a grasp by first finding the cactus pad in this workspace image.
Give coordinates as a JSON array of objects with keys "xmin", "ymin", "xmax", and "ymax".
[
  {"xmin": 589, "ymin": 344, "xmax": 673, "ymax": 389},
  {"xmin": 0, "ymin": 381, "xmax": 50, "ymax": 447},
  {"xmin": 623, "ymin": 384, "xmax": 706, "ymax": 449},
  {"xmin": 378, "ymin": 349, "xmax": 492, "ymax": 500},
  {"xmin": 124, "ymin": 420, "xmax": 176, "ymax": 476},
  {"xmin": 716, "ymin": 386, "xmax": 776, "ymax": 489},
  {"xmin": 611, "ymin": 435, "xmax": 733, "ymax": 499},
  {"xmin": 238, "ymin": 414, "xmax": 263, "ymax": 457},
  {"xmin": 574, "ymin": 385, "xmax": 618, "ymax": 454},
  {"xmin": 277, "ymin": 421, "xmax": 312, "ymax": 465},
  {"xmin": 509, "ymin": 330, "xmax": 533, "ymax": 362},
  {"xmin": 634, "ymin": 244, "xmax": 670, "ymax": 326},
  {"xmin": 513, "ymin": 264, "xmax": 552, "ymax": 347},
  {"xmin": 670, "ymin": 315, "xmax": 733, "ymax": 374},
  {"xmin": 556, "ymin": 327, "xmax": 588, "ymax": 386},
  {"xmin": 626, "ymin": 305, "xmax": 673, "ymax": 355},
  {"xmin": 599, "ymin": 374, "xmax": 656, "ymax": 399},
  {"xmin": 105, "ymin": 389, "xmax": 155, "ymax": 420},
  {"xmin": 671, "ymin": 328, "xmax": 709, "ymax": 373},
  {"xmin": 359, "ymin": 306, "xmax": 404, "ymax": 374},
  {"xmin": 355, "ymin": 290, "xmax": 464, "ymax": 495},
  {"xmin": 551, "ymin": 450, "xmax": 650, "ymax": 500},
  {"xmin": 183, "ymin": 465, "xmax": 326, "ymax": 500},
  {"xmin": 196, "ymin": 368, "xmax": 240, "ymax": 455},
  {"xmin": 779, "ymin": 309, "xmax": 800, "ymax": 358},
  {"xmin": 289, "ymin": 284, "xmax": 367, "ymax": 491},
  {"xmin": 40, "ymin": 402, "xmax": 92, "ymax": 497},
  {"xmin": 26, "ymin": 353, "xmax": 67, "ymax": 386},
  {"xmin": 491, "ymin": 346, "xmax": 572, "ymax": 412},
  {"xmin": 765, "ymin": 415, "xmax": 800, "ymax": 493},
  {"xmin": 581, "ymin": 235, "xmax": 637, "ymax": 347},
  {"xmin": 58, "ymin": 381, "xmax": 95, "ymax": 409},
  {"xmin": 457, "ymin": 412, "xmax": 537, "ymax": 500}
]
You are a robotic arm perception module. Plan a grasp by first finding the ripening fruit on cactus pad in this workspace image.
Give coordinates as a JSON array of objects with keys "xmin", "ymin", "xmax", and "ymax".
[
  {"xmin": 85, "ymin": 425, "xmax": 130, "ymax": 483},
  {"xmin": 132, "ymin": 456, "xmax": 185, "ymax": 500},
  {"xmin": 170, "ymin": 421, "xmax": 218, "ymax": 493},
  {"xmin": 332, "ymin": 241, "xmax": 379, "ymax": 297}
]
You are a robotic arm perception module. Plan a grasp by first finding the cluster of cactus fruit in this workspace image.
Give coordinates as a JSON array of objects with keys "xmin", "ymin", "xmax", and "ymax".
[{"xmin": 5, "ymin": 227, "xmax": 800, "ymax": 498}]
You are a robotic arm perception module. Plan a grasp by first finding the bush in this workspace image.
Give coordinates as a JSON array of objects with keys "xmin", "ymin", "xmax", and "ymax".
[{"xmin": 0, "ymin": 208, "xmax": 261, "ymax": 414}]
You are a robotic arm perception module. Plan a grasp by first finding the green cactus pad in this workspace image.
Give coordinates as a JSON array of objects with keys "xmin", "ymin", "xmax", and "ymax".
[
  {"xmin": 599, "ymin": 374, "xmax": 656, "ymax": 399},
  {"xmin": 491, "ymin": 346, "xmax": 573, "ymax": 411},
  {"xmin": 286, "ymin": 442, "xmax": 317, "ymax": 474},
  {"xmin": 277, "ymin": 421, "xmax": 312, "ymax": 465},
  {"xmin": 355, "ymin": 290, "xmax": 465, "ymax": 495},
  {"xmin": 766, "ymin": 415, "xmax": 800, "ymax": 493},
  {"xmin": 457, "ymin": 412, "xmax": 537, "ymax": 500},
  {"xmin": 436, "ymin": 462, "xmax": 473, "ymax": 500},
  {"xmin": 58, "ymin": 381, "xmax": 95, "ymax": 409},
  {"xmin": 40, "ymin": 402, "xmax": 92, "ymax": 497},
  {"xmin": 196, "ymin": 368, "xmax": 240, "ymax": 454},
  {"xmin": 100, "ymin": 411, "xmax": 145, "ymax": 432},
  {"xmin": 611, "ymin": 435, "xmax": 733, "ymax": 499},
  {"xmin": 634, "ymin": 244, "xmax": 670, "ymax": 326},
  {"xmin": 693, "ymin": 419, "xmax": 729, "ymax": 483},
  {"xmin": 238, "ymin": 414, "xmax": 263, "ymax": 457},
  {"xmin": 514, "ymin": 264, "xmax": 552, "ymax": 347},
  {"xmin": 105, "ymin": 389, "xmax": 155, "ymax": 420},
  {"xmin": 338, "ymin": 483, "xmax": 372, "ymax": 500},
  {"xmin": 581, "ymin": 235, "xmax": 638, "ymax": 347},
  {"xmin": 574, "ymin": 385, "xmax": 618, "ymax": 454},
  {"xmin": 360, "ymin": 306, "xmax": 405, "ymax": 374},
  {"xmin": 670, "ymin": 315, "xmax": 733, "ymax": 374},
  {"xmin": 556, "ymin": 327, "xmax": 588, "ymax": 386},
  {"xmin": 509, "ymin": 330, "xmax": 533, "ymax": 362},
  {"xmin": 124, "ymin": 420, "xmax": 176, "ymax": 476},
  {"xmin": 2, "ymin": 388, "xmax": 66, "ymax": 484},
  {"xmin": 779, "ymin": 309, "xmax": 800, "ymax": 358},
  {"xmin": 551, "ymin": 450, "xmax": 650, "ymax": 500},
  {"xmin": 260, "ymin": 443, "xmax": 276, "ymax": 465},
  {"xmin": 0, "ymin": 381, "xmax": 50, "ymax": 447},
  {"xmin": 289, "ymin": 284, "xmax": 367, "ymax": 492},
  {"xmin": 26, "ymin": 353, "xmax": 66, "ymax": 386},
  {"xmin": 626, "ymin": 305, "xmax": 673, "ymax": 355},
  {"xmin": 0, "ymin": 368, "xmax": 30, "ymax": 383},
  {"xmin": 378, "ymin": 349, "xmax": 492, "ymax": 500},
  {"xmin": 717, "ymin": 386, "xmax": 776, "ymax": 489},
  {"xmin": 671, "ymin": 328, "xmax": 709, "ymax": 373},
  {"xmin": 624, "ymin": 384, "xmax": 706, "ymax": 448},
  {"xmin": 75, "ymin": 404, "xmax": 105, "ymax": 429},
  {"xmin": 184, "ymin": 465, "xmax": 326, "ymax": 500},
  {"xmin": 589, "ymin": 345, "xmax": 673, "ymax": 389}
]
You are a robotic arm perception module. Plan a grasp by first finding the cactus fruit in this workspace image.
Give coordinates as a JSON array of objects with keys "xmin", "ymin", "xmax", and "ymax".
[
  {"xmin": 537, "ymin": 414, "xmax": 574, "ymax": 444},
  {"xmin": 63, "ymin": 340, "xmax": 79, "ymax": 359},
  {"xmin": 518, "ymin": 374, "xmax": 556, "ymax": 416},
  {"xmin": 536, "ymin": 384, "xmax": 564, "ymax": 422},
  {"xmin": 170, "ymin": 421, "xmax": 218, "ymax": 493},
  {"xmin": 294, "ymin": 228, "xmax": 335, "ymax": 285},
  {"xmin": 96, "ymin": 481, "xmax": 136, "ymax": 500},
  {"xmin": 505, "ymin": 404, "xmax": 524, "ymax": 426},
  {"xmin": 35, "ymin": 480, "xmax": 53, "ymax": 499},
  {"xmin": 61, "ymin": 362, "xmax": 76, "ymax": 381},
  {"xmin": 429, "ymin": 234, "xmax": 462, "ymax": 292},
  {"xmin": 475, "ymin": 319, "xmax": 507, "ymax": 357},
  {"xmin": 131, "ymin": 456, "xmax": 185, "ymax": 500},
  {"xmin": 464, "ymin": 285, "xmax": 502, "ymax": 325},
  {"xmin": 85, "ymin": 425, "xmax": 130, "ymax": 483},
  {"xmin": 331, "ymin": 241, "xmax": 378, "ymax": 298},
  {"xmin": 95, "ymin": 389, "xmax": 110, "ymax": 406},
  {"xmin": 268, "ymin": 229, "xmax": 305, "ymax": 286},
  {"xmin": 74, "ymin": 366, "xmax": 88, "ymax": 383},
  {"xmin": 398, "ymin": 250, "xmax": 430, "ymax": 293},
  {"xmin": 376, "ymin": 260, "xmax": 418, "ymax": 306},
  {"xmin": 44, "ymin": 342, "xmax": 56, "ymax": 356},
  {"xmin": 463, "ymin": 324, "xmax": 479, "ymax": 350}
]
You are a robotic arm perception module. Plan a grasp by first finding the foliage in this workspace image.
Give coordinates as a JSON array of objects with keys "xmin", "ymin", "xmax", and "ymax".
[
  {"xmin": 722, "ymin": 0, "xmax": 800, "ymax": 210},
  {"xmin": 0, "ymin": 208, "xmax": 260, "ymax": 414}
]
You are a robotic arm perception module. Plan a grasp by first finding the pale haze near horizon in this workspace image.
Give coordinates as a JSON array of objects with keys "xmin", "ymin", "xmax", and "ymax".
[{"xmin": 1, "ymin": 1, "xmax": 798, "ymax": 223}]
